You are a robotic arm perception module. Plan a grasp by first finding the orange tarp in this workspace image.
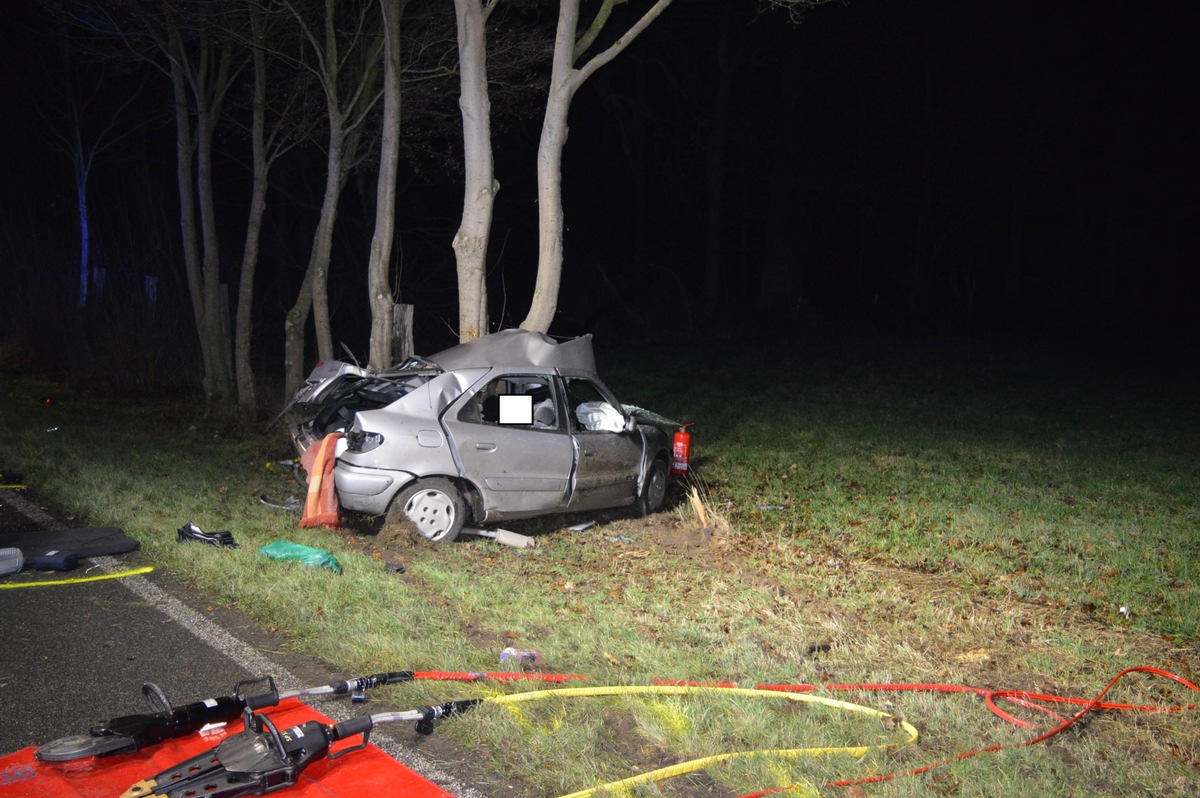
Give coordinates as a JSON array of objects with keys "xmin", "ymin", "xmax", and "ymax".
[{"xmin": 300, "ymin": 432, "xmax": 343, "ymax": 530}]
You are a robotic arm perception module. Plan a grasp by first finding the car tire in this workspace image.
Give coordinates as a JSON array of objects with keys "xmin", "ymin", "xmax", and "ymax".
[
  {"xmin": 392, "ymin": 478, "xmax": 467, "ymax": 543},
  {"xmin": 634, "ymin": 458, "xmax": 669, "ymax": 517}
]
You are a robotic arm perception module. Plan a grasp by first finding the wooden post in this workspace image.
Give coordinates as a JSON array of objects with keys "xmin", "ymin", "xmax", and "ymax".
[{"xmin": 391, "ymin": 303, "xmax": 414, "ymax": 364}]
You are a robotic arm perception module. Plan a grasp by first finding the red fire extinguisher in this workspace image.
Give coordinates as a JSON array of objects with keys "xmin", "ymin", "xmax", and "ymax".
[{"xmin": 671, "ymin": 423, "xmax": 693, "ymax": 475}]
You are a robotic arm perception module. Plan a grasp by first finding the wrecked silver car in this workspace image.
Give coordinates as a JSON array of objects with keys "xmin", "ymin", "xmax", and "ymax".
[{"xmin": 289, "ymin": 330, "xmax": 673, "ymax": 542}]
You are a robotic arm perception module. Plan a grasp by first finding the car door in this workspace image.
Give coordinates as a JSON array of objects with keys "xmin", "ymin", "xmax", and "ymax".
[
  {"xmin": 561, "ymin": 375, "xmax": 643, "ymax": 512},
  {"xmin": 443, "ymin": 373, "xmax": 575, "ymax": 519}
]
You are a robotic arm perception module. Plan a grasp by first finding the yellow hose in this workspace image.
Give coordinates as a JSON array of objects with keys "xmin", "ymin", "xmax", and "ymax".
[
  {"xmin": 485, "ymin": 684, "xmax": 919, "ymax": 798},
  {"xmin": 0, "ymin": 565, "xmax": 154, "ymax": 588}
]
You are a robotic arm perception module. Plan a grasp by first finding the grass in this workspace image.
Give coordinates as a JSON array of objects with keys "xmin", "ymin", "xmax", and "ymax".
[{"xmin": 1, "ymin": 334, "xmax": 1197, "ymax": 797}]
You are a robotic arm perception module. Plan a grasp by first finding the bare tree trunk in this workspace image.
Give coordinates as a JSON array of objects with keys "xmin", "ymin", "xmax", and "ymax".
[
  {"xmin": 309, "ymin": 128, "xmax": 344, "ymax": 366},
  {"xmin": 169, "ymin": 20, "xmax": 240, "ymax": 403},
  {"xmin": 235, "ymin": 9, "xmax": 271, "ymax": 417},
  {"xmin": 284, "ymin": 114, "xmax": 358, "ymax": 398},
  {"xmin": 282, "ymin": 0, "xmax": 383, "ymax": 387},
  {"xmin": 73, "ymin": 149, "xmax": 90, "ymax": 309},
  {"xmin": 196, "ymin": 96, "xmax": 233, "ymax": 400},
  {"xmin": 391, "ymin": 302, "xmax": 414, "ymax": 363},
  {"xmin": 167, "ymin": 47, "xmax": 208, "ymax": 389},
  {"xmin": 367, "ymin": 0, "xmax": 403, "ymax": 368},
  {"xmin": 451, "ymin": 0, "xmax": 494, "ymax": 342},
  {"xmin": 284, "ymin": 271, "xmax": 313, "ymax": 400},
  {"xmin": 520, "ymin": 0, "xmax": 673, "ymax": 334},
  {"xmin": 519, "ymin": 0, "xmax": 580, "ymax": 334}
]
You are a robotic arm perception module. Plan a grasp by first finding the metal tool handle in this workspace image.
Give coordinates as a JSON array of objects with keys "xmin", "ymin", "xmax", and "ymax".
[{"xmin": 330, "ymin": 671, "xmax": 414, "ymax": 695}]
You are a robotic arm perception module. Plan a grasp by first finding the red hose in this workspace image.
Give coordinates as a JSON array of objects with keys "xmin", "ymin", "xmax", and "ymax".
[
  {"xmin": 740, "ymin": 666, "xmax": 1198, "ymax": 797},
  {"xmin": 413, "ymin": 670, "xmax": 586, "ymax": 683}
]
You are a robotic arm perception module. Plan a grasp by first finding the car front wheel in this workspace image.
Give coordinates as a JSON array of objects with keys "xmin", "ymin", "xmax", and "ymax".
[
  {"xmin": 635, "ymin": 458, "xmax": 669, "ymax": 517},
  {"xmin": 393, "ymin": 478, "xmax": 467, "ymax": 543}
]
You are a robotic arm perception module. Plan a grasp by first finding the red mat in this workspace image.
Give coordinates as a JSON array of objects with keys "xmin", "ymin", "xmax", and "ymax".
[{"xmin": 0, "ymin": 699, "xmax": 456, "ymax": 798}]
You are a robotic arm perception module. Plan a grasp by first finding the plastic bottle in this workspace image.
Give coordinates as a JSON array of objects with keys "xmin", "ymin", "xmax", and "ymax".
[{"xmin": 500, "ymin": 647, "xmax": 541, "ymax": 666}]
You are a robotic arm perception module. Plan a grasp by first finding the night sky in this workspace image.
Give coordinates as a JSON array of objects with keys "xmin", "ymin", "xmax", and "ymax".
[{"xmin": 1, "ymin": 1, "xmax": 1196, "ymax": 374}]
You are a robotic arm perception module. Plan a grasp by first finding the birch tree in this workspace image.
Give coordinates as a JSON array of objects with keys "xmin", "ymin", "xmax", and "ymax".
[
  {"xmin": 450, "ymin": 0, "xmax": 498, "ymax": 342},
  {"xmin": 365, "ymin": 0, "xmax": 405, "ymax": 368},
  {"xmin": 234, "ymin": 2, "xmax": 304, "ymax": 415},
  {"xmin": 520, "ymin": 0, "xmax": 673, "ymax": 333},
  {"xmin": 506, "ymin": 0, "xmax": 828, "ymax": 334},
  {"xmin": 281, "ymin": 0, "xmax": 384, "ymax": 398}
]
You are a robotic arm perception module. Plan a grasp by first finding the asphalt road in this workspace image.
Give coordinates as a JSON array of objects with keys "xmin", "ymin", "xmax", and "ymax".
[{"xmin": 0, "ymin": 484, "xmax": 487, "ymax": 797}]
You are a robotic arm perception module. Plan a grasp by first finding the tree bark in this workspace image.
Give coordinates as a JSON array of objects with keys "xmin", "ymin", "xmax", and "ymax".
[
  {"xmin": 168, "ymin": 44, "xmax": 206, "ymax": 388},
  {"xmin": 235, "ymin": 7, "xmax": 271, "ymax": 417},
  {"xmin": 451, "ymin": 0, "xmax": 494, "ymax": 342},
  {"xmin": 283, "ymin": 270, "xmax": 313, "ymax": 401},
  {"xmin": 284, "ymin": 129, "xmax": 343, "ymax": 397},
  {"xmin": 282, "ymin": 0, "xmax": 382, "ymax": 396},
  {"xmin": 73, "ymin": 148, "xmax": 91, "ymax": 310},
  {"xmin": 520, "ymin": 0, "xmax": 673, "ymax": 334},
  {"xmin": 195, "ymin": 93, "xmax": 233, "ymax": 401},
  {"xmin": 171, "ymin": 20, "xmax": 239, "ymax": 403},
  {"xmin": 391, "ymin": 302, "xmax": 414, "ymax": 363},
  {"xmin": 366, "ymin": 0, "xmax": 403, "ymax": 369}
]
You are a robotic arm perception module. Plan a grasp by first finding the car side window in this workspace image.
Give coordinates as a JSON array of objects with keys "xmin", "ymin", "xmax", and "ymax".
[
  {"xmin": 457, "ymin": 375, "xmax": 560, "ymax": 431},
  {"xmin": 563, "ymin": 378, "xmax": 625, "ymax": 433}
]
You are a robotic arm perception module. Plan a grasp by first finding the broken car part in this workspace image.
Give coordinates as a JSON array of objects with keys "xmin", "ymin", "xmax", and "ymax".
[
  {"xmin": 176, "ymin": 522, "xmax": 237, "ymax": 548},
  {"xmin": 460, "ymin": 527, "xmax": 537, "ymax": 548}
]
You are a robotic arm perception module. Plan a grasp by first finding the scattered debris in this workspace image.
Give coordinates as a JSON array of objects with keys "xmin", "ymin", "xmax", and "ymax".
[
  {"xmin": 259, "ymin": 494, "xmax": 302, "ymax": 511},
  {"xmin": 259, "ymin": 541, "xmax": 342, "ymax": 574},
  {"xmin": 29, "ymin": 550, "xmax": 78, "ymax": 572},
  {"xmin": 385, "ymin": 561, "xmax": 407, "ymax": 574},
  {"xmin": 567, "ymin": 521, "xmax": 597, "ymax": 532},
  {"xmin": 500, "ymin": 647, "xmax": 541, "ymax": 666},
  {"xmin": 176, "ymin": 522, "xmax": 238, "ymax": 548},
  {"xmin": 462, "ymin": 527, "xmax": 537, "ymax": 549},
  {"xmin": 1, "ymin": 547, "xmax": 23, "ymax": 577}
]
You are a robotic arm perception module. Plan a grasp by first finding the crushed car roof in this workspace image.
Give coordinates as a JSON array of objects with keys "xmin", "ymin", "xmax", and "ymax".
[{"xmin": 428, "ymin": 329, "xmax": 597, "ymax": 373}]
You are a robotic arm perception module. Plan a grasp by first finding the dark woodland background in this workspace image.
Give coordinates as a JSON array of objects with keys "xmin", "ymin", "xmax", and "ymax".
[{"xmin": 2, "ymin": 1, "xmax": 1195, "ymax": 394}]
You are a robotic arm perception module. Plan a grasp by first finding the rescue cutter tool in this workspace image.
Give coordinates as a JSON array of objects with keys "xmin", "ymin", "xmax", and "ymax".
[
  {"xmin": 120, "ymin": 699, "xmax": 481, "ymax": 798},
  {"xmin": 36, "ymin": 671, "xmax": 417, "ymax": 762}
]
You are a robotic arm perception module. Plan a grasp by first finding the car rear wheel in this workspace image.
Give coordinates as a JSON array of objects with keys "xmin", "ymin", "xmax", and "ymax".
[
  {"xmin": 635, "ymin": 458, "xmax": 669, "ymax": 517},
  {"xmin": 393, "ymin": 478, "xmax": 467, "ymax": 543}
]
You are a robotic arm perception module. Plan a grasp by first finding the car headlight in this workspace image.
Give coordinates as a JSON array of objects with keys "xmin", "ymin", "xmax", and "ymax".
[{"xmin": 344, "ymin": 429, "xmax": 384, "ymax": 453}]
